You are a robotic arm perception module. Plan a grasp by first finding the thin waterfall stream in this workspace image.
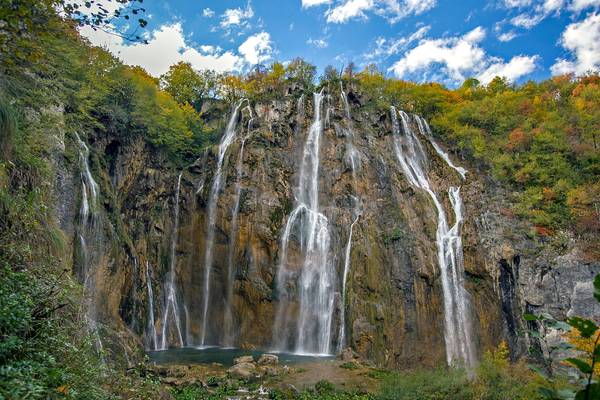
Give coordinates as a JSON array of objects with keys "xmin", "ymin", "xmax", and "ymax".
[
  {"xmin": 338, "ymin": 84, "xmax": 361, "ymax": 352},
  {"xmin": 201, "ymin": 99, "xmax": 246, "ymax": 346},
  {"xmin": 223, "ymin": 108, "xmax": 254, "ymax": 347},
  {"xmin": 161, "ymin": 173, "xmax": 185, "ymax": 349},
  {"xmin": 390, "ymin": 107, "xmax": 475, "ymax": 367},
  {"xmin": 75, "ymin": 133, "xmax": 106, "ymax": 363},
  {"xmin": 146, "ymin": 261, "xmax": 159, "ymax": 350}
]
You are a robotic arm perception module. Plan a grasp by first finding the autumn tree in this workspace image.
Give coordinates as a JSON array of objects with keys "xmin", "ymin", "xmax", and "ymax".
[{"xmin": 160, "ymin": 62, "xmax": 220, "ymax": 110}]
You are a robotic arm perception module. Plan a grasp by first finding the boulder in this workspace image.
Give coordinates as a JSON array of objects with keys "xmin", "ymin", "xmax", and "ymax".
[
  {"xmin": 227, "ymin": 362, "xmax": 257, "ymax": 380},
  {"xmin": 233, "ymin": 355, "xmax": 254, "ymax": 365},
  {"xmin": 257, "ymin": 354, "xmax": 279, "ymax": 366},
  {"xmin": 339, "ymin": 347, "xmax": 359, "ymax": 362}
]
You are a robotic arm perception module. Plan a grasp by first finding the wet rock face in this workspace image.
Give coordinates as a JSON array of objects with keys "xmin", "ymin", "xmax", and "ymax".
[{"xmin": 56, "ymin": 89, "xmax": 599, "ymax": 369}]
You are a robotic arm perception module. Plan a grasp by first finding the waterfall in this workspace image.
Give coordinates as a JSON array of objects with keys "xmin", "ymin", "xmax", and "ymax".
[
  {"xmin": 74, "ymin": 133, "xmax": 105, "ymax": 360},
  {"xmin": 200, "ymin": 99, "xmax": 246, "ymax": 346},
  {"xmin": 390, "ymin": 107, "xmax": 475, "ymax": 367},
  {"xmin": 160, "ymin": 173, "xmax": 185, "ymax": 349},
  {"xmin": 415, "ymin": 116, "xmax": 467, "ymax": 180},
  {"xmin": 195, "ymin": 149, "xmax": 210, "ymax": 195},
  {"xmin": 130, "ymin": 257, "xmax": 139, "ymax": 332},
  {"xmin": 222, "ymin": 109, "xmax": 253, "ymax": 347},
  {"xmin": 145, "ymin": 261, "xmax": 159, "ymax": 350},
  {"xmin": 337, "ymin": 84, "xmax": 361, "ymax": 351},
  {"xmin": 273, "ymin": 91, "xmax": 336, "ymax": 356}
]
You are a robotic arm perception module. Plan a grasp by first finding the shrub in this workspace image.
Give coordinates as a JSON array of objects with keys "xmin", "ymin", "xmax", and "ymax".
[{"xmin": 377, "ymin": 368, "xmax": 474, "ymax": 400}]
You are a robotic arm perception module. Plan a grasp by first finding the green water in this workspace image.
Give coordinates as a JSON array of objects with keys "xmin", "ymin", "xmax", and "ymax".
[{"xmin": 148, "ymin": 347, "xmax": 334, "ymax": 366}]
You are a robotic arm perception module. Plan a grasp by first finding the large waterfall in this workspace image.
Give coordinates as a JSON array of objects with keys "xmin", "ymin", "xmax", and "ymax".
[
  {"xmin": 390, "ymin": 107, "xmax": 476, "ymax": 367},
  {"xmin": 201, "ymin": 99, "xmax": 246, "ymax": 346},
  {"xmin": 161, "ymin": 173, "xmax": 185, "ymax": 349},
  {"xmin": 273, "ymin": 91, "xmax": 336, "ymax": 355}
]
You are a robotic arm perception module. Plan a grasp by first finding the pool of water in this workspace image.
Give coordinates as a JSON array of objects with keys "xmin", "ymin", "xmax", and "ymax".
[{"xmin": 147, "ymin": 347, "xmax": 335, "ymax": 367}]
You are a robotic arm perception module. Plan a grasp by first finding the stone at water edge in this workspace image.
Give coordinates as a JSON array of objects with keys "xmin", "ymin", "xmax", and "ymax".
[
  {"xmin": 233, "ymin": 355, "xmax": 254, "ymax": 365},
  {"xmin": 227, "ymin": 362, "xmax": 257, "ymax": 379},
  {"xmin": 339, "ymin": 347, "xmax": 359, "ymax": 362},
  {"xmin": 257, "ymin": 354, "xmax": 279, "ymax": 365}
]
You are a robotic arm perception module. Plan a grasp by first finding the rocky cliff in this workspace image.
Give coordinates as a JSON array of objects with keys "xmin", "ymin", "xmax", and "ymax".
[{"xmin": 53, "ymin": 87, "xmax": 600, "ymax": 368}]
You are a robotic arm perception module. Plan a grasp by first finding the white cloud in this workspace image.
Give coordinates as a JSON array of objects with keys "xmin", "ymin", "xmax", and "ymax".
[
  {"xmin": 498, "ymin": 31, "xmax": 518, "ymax": 41},
  {"xmin": 478, "ymin": 55, "xmax": 539, "ymax": 82},
  {"xmin": 202, "ymin": 8, "xmax": 215, "ymax": 18},
  {"xmin": 221, "ymin": 2, "xmax": 254, "ymax": 28},
  {"xmin": 388, "ymin": 27, "xmax": 487, "ymax": 82},
  {"xmin": 363, "ymin": 25, "xmax": 430, "ymax": 60},
  {"xmin": 326, "ymin": 0, "xmax": 374, "ymax": 23},
  {"xmin": 551, "ymin": 13, "xmax": 600, "ymax": 75},
  {"xmin": 510, "ymin": 12, "xmax": 545, "ymax": 28},
  {"xmin": 302, "ymin": 0, "xmax": 332, "ymax": 7},
  {"xmin": 80, "ymin": 23, "xmax": 243, "ymax": 76},
  {"xmin": 307, "ymin": 38, "xmax": 329, "ymax": 48},
  {"xmin": 542, "ymin": 0, "xmax": 564, "ymax": 12},
  {"xmin": 388, "ymin": 26, "xmax": 538, "ymax": 84},
  {"xmin": 570, "ymin": 0, "xmax": 600, "ymax": 10},
  {"xmin": 238, "ymin": 31, "xmax": 273, "ymax": 65},
  {"xmin": 503, "ymin": 0, "xmax": 533, "ymax": 7},
  {"xmin": 324, "ymin": 0, "xmax": 435, "ymax": 24}
]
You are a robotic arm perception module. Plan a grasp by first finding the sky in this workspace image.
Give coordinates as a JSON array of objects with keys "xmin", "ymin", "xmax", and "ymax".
[{"xmin": 80, "ymin": 0, "xmax": 600, "ymax": 87}]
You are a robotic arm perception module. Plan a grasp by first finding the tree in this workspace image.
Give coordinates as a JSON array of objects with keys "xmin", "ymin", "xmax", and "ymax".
[
  {"xmin": 0, "ymin": 0, "xmax": 148, "ymax": 68},
  {"xmin": 160, "ymin": 62, "xmax": 219, "ymax": 110},
  {"xmin": 285, "ymin": 58, "xmax": 316, "ymax": 90},
  {"xmin": 61, "ymin": 0, "xmax": 148, "ymax": 41},
  {"xmin": 219, "ymin": 74, "xmax": 245, "ymax": 104}
]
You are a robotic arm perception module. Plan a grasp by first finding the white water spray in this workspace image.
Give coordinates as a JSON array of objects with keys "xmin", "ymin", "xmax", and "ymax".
[
  {"xmin": 337, "ymin": 84, "xmax": 362, "ymax": 351},
  {"xmin": 74, "ymin": 133, "xmax": 105, "ymax": 360},
  {"xmin": 274, "ymin": 91, "xmax": 336, "ymax": 355},
  {"xmin": 145, "ymin": 261, "xmax": 159, "ymax": 350},
  {"xmin": 415, "ymin": 116, "xmax": 467, "ymax": 180},
  {"xmin": 223, "ymin": 109, "xmax": 253, "ymax": 347},
  {"xmin": 391, "ymin": 107, "xmax": 476, "ymax": 367},
  {"xmin": 200, "ymin": 99, "xmax": 246, "ymax": 346},
  {"xmin": 161, "ymin": 173, "xmax": 185, "ymax": 349}
]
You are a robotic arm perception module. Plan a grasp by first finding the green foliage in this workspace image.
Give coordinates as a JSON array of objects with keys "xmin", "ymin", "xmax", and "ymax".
[
  {"xmin": 378, "ymin": 353, "xmax": 544, "ymax": 400},
  {"xmin": 340, "ymin": 361, "xmax": 360, "ymax": 370},
  {"xmin": 474, "ymin": 343, "xmax": 543, "ymax": 400},
  {"xmin": 378, "ymin": 368, "xmax": 474, "ymax": 400},
  {"xmin": 160, "ymin": 62, "xmax": 220, "ymax": 110},
  {"xmin": 523, "ymin": 274, "xmax": 600, "ymax": 400}
]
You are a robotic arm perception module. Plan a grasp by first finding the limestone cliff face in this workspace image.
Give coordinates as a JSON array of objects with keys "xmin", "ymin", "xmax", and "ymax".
[{"xmin": 55, "ymin": 88, "xmax": 600, "ymax": 368}]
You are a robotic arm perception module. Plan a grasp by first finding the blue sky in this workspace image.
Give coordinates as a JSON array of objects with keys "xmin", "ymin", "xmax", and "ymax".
[{"xmin": 81, "ymin": 0, "xmax": 600, "ymax": 87}]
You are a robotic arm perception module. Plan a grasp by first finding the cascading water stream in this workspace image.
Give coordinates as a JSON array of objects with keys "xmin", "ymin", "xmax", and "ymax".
[
  {"xmin": 75, "ymin": 133, "xmax": 105, "ymax": 360},
  {"xmin": 390, "ymin": 107, "xmax": 475, "ymax": 367},
  {"xmin": 145, "ymin": 261, "xmax": 159, "ymax": 350},
  {"xmin": 222, "ymin": 108, "xmax": 254, "ymax": 347},
  {"xmin": 337, "ymin": 84, "xmax": 361, "ymax": 351},
  {"xmin": 200, "ymin": 98, "xmax": 246, "ymax": 346},
  {"xmin": 415, "ymin": 116, "xmax": 467, "ymax": 180},
  {"xmin": 161, "ymin": 173, "xmax": 185, "ymax": 349},
  {"xmin": 273, "ymin": 91, "xmax": 336, "ymax": 356}
]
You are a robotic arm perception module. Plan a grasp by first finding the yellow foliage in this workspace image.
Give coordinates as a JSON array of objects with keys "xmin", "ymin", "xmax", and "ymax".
[{"xmin": 564, "ymin": 329, "xmax": 600, "ymax": 375}]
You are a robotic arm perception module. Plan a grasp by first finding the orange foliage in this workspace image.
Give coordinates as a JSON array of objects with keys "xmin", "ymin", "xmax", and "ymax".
[
  {"xmin": 506, "ymin": 128, "xmax": 531, "ymax": 151},
  {"xmin": 534, "ymin": 226, "xmax": 553, "ymax": 236},
  {"xmin": 563, "ymin": 329, "xmax": 600, "ymax": 375}
]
